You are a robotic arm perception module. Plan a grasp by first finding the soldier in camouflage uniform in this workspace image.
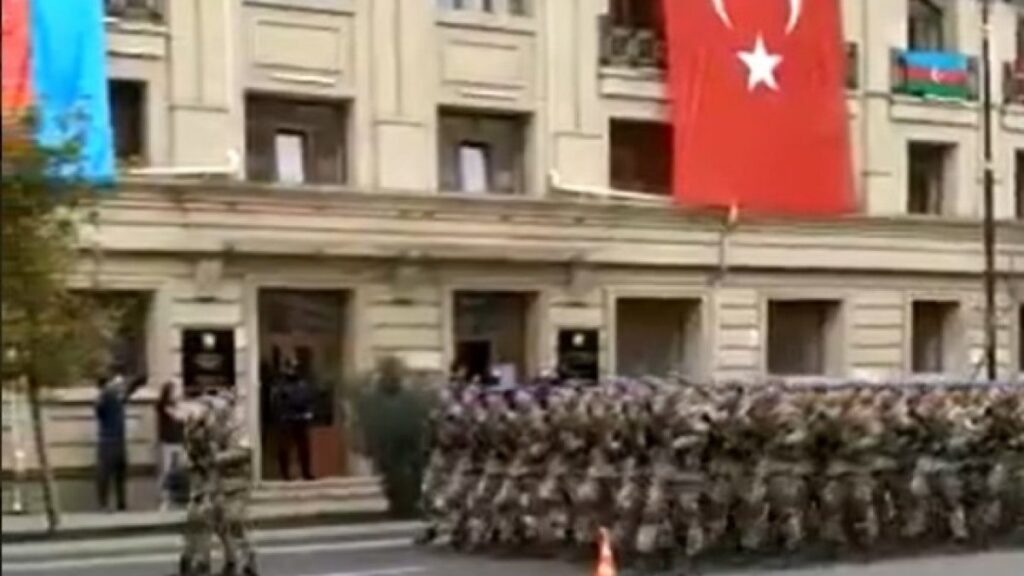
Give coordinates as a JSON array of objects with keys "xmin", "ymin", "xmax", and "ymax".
[
  {"xmin": 764, "ymin": 388, "xmax": 812, "ymax": 551},
  {"xmin": 666, "ymin": 387, "xmax": 710, "ymax": 558},
  {"xmin": 177, "ymin": 390, "xmax": 257, "ymax": 576},
  {"xmin": 417, "ymin": 377, "xmax": 1024, "ymax": 565},
  {"xmin": 207, "ymin": 390, "xmax": 258, "ymax": 576},
  {"xmin": 179, "ymin": 398, "xmax": 216, "ymax": 576}
]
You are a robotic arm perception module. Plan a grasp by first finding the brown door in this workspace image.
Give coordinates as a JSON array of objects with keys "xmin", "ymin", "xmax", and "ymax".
[{"xmin": 259, "ymin": 291, "xmax": 348, "ymax": 480}]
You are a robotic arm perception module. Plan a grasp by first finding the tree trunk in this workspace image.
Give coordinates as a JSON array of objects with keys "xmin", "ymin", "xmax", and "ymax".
[{"xmin": 26, "ymin": 377, "xmax": 60, "ymax": 533}]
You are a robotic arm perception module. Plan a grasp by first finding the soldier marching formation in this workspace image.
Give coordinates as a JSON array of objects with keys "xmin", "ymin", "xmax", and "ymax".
[
  {"xmin": 419, "ymin": 379, "xmax": 1024, "ymax": 563},
  {"xmin": 178, "ymin": 388, "xmax": 258, "ymax": 576}
]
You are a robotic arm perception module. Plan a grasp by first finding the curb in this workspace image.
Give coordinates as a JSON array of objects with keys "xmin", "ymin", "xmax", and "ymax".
[{"xmin": 2, "ymin": 509, "xmax": 405, "ymax": 544}]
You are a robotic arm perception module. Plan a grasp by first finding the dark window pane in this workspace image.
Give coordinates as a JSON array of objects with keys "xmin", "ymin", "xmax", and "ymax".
[
  {"xmin": 109, "ymin": 80, "xmax": 145, "ymax": 164},
  {"xmin": 908, "ymin": 142, "xmax": 950, "ymax": 215},
  {"xmin": 768, "ymin": 301, "xmax": 836, "ymax": 376},
  {"xmin": 610, "ymin": 120, "xmax": 672, "ymax": 195}
]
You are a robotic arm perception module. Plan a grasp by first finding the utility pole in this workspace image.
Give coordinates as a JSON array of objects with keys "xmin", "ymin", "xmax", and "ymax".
[{"xmin": 980, "ymin": 0, "xmax": 997, "ymax": 381}]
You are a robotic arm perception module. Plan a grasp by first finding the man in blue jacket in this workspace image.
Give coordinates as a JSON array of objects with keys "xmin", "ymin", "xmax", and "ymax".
[{"xmin": 95, "ymin": 370, "xmax": 147, "ymax": 511}]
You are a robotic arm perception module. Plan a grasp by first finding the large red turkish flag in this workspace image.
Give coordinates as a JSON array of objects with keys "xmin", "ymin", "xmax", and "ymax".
[{"xmin": 662, "ymin": 0, "xmax": 853, "ymax": 215}]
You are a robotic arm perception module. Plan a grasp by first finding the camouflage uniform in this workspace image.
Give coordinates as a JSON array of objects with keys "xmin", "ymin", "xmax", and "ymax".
[
  {"xmin": 763, "ymin": 390, "xmax": 811, "ymax": 551},
  {"xmin": 666, "ymin": 389, "xmax": 709, "ymax": 558},
  {"xmin": 416, "ymin": 378, "xmax": 1024, "ymax": 563},
  {"xmin": 208, "ymin": 391, "xmax": 257, "ymax": 576},
  {"xmin": 180, "ymin": 403, "xmax": 215, "ymax": 576}
]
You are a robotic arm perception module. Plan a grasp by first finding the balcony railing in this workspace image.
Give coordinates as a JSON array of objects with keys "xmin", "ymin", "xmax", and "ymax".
[
  {"xmin": 105, "ymin": 0, "xmax": 165, "ymax": 23},
  {"xmin": 890, "ymin": 49, "xmax": 978, "ymax": 101},
  {"xmin": 1005, "ymin": 61, "xmax": 1024, "ymax": 105},
  {"xmin": 598, "ymin": 15, "xmax": 665, "ymax": 69}
]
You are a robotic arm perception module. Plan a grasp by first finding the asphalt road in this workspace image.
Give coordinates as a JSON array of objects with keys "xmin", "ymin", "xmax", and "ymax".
[{"xmin": 3, "ymin": 526, "xmax": 1022, "ymax": 576}]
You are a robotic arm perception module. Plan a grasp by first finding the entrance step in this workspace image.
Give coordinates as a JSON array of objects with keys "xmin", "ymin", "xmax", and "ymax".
[{"xmin": 253, "ymin": 475, "xmax": 384, "ymax": 503}]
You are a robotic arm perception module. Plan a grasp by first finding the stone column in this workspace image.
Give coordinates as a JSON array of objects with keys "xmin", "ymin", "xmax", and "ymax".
[{"xmin": 166, "ymin": 0, "xmax": 245, "ymax": 169}]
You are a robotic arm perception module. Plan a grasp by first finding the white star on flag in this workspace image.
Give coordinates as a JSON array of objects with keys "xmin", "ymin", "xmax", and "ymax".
[{"xmin": 738, "ymin": 35, "xmax": 783, "ymax": 92}]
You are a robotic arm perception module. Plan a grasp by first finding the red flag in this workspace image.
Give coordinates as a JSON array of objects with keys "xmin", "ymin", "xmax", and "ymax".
[
  {"xmin": 663, "ymin": 0, "xmax": 853, "ymax": 215},
  {"xmin": 1, "ymin": 0, "xmax": 32, "ymax": 117}
]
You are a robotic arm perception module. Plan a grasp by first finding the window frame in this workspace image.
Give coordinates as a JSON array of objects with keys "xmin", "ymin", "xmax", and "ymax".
[
  {"xmin": 765, "ymin": 299, "xmax": 844, "ymax": 377},
  {"xmin": 245, "ymin": 95, "xmax": 348, "ymax": 185},
  {"xmin": 908, "ymin": 0, "xmax": 947, "ymax": 52},
  {"xmin": 908, "ymin": 141, "xmax": 953, "ymax": 216},
  {"xmin": 907, "ymin": 299, "xmax": 964, "ymax": 376},
  {"xmin": 438, "ymin": 109, "xmax": 528, "ymax": 195}
]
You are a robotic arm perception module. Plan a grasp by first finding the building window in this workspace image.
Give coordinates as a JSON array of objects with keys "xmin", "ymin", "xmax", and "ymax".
[
  {"xmin": 1018, "ymin": 305, "xmax": 1023, "ymax": 376},
  {"xmin": 105, "ymin": 0, "xmax": 165, "ymax": 23},
  {"xmin": 608, "ymin": 0, "xmax": 663, "ymax": 29},
  {"xmin": 616, "ymin": 298, "xmax": 701, "ymax": 377},
  {"xmin": 601, "ymin": 0, "xmax": 666, "ymax": 68},
  {"xmin": 1017, "ymin": 15, "xmax": 1024, "ymax": 62},
  {"xmin": 908, "ymin": 142, "xmax": 954, "ymax": 215},
  {"xmin": 453, "ymin": 291, "xmax": 537, "ymax": 385},
  {"xmin": 767, "ymin": 300, "xmax": 842, "ymax": 376},
  {"xmin": 457, "ymin": 142, "xmax": 490, "ymax": 193},
  {"xmin": 438, "ymin": 0, "xmax": 528, "ymax": 15},
  {"xmin": 439, "ymin": 110, "xmax": 526, "ymax": 194},
  {"xmin": 908, "ymin": 0, "xmax": 947, "ymax": 51},
  {"xmin": 1017, "ymin": 150, "xmax": 1023, "ymax": 220},
  {"xmin": 911, "ymin": 300, "xmax": 961, "ymax": 374},
  {"xmin": 246, "ymin": 96, "xmax": 347, "ymax": 185},
  {"xmin": 109, "ymin": 80, "xmax": 145, "ymax": 167},
  {"xmin": 610, "ymin": 120, "xmax": 672, "ymax": 195},
  {"xmin": 273, "ymin": 131, "xmax": 308, "ymax": 185}
]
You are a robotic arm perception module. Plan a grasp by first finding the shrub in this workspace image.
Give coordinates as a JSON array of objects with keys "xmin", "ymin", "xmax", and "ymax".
[{"xmin": 352, "ymin": 357, "xmax": 438, "ymax": 517}]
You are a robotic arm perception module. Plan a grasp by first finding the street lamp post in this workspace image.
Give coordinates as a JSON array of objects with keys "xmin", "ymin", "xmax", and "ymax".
[{"xmin": 980, "ymin": 0, "xmax": 997, "ymax": 381}]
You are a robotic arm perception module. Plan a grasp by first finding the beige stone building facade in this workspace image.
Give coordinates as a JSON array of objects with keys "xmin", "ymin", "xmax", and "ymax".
[{"xmin": 4, "ymin": 0, "xmax": 1024, "ymax": 487}]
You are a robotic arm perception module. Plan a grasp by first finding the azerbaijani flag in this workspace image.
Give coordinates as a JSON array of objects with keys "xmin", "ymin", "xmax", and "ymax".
[
  {"xmin": 2, "ymin": 0, "xmax": 114, "ymax": 181},
  {"xmin": 897, "ymin": 51, "xmax": 971, "ymax": 100}
]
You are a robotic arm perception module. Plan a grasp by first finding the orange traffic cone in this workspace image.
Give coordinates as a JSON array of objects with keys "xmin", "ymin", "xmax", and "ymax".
[{"xmin": 594, "ymin": 527, "xmax": 617, "ymax": 576}]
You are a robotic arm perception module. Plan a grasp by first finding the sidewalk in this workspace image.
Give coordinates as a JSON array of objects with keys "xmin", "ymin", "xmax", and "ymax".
[{"xmin": 2, "ymin": 497, "xmax": 390, "ymax": 543}]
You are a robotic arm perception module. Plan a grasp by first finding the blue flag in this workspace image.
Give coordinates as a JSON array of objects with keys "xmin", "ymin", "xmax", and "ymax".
[{"xmin": 30, "ymin": 0, "xmax": 114, "ymax": 182}]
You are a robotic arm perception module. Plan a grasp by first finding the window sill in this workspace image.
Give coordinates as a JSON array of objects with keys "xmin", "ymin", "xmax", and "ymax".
[{"xmin": 104, "ymin": 16, "xmax": 169, "ymax": 36}]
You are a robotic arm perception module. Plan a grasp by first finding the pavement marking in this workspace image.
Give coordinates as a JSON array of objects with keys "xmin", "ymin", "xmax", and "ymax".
[
  {"xmin": 1, "ymin": 537, "xmax": 413, "ymax": 573},
  {"xmin": 2, "ymin": 521, "xmax": 423, "ymax": 560}
]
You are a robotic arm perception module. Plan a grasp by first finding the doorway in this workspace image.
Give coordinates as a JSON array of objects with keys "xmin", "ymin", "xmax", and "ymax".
[
  {"xmin": 258, "ymin": 289, "xmax": 350, "ymax": 479},
  {"xmin": 452, "ymin": 291, "xmax": 536, "ymax": 386}
]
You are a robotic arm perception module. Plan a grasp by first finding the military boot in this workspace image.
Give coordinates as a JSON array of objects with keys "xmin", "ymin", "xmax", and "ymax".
[{"xmin": 179, "ymin": 556, "xmax": 211, "ymax": 576}]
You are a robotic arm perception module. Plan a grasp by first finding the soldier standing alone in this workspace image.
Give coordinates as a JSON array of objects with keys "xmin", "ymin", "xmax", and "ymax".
[{"xmin": 178, "ymin": 388, "xmax": 258, "ymax": 576}]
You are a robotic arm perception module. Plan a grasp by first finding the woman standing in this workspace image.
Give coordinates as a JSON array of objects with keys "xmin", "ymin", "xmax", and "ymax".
[{"xmin": 156, "ymin": 380, "xmax": 186, "ymax": 510}]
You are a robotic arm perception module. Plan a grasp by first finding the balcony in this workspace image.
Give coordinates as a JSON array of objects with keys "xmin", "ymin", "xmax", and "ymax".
[
  {"xmin": 890, "ymin": 49, "xmax": 978, "ymax": 101},
  {"xmin": 1005, "ymin": 61, "xmax": 1024, "ymax": 105},
  {"xmin": 105, "ymin": 0, "xmax": 165, "ymax": 23},
  {"xmin": 598, "ymin": 14, "xmax": 665, "ymax": 70}
]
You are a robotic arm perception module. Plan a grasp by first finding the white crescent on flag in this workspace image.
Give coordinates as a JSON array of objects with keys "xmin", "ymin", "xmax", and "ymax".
[
  {"xmin": 710, "ymin": 0, "xmax": 803, "ymax": 34},
  {"xmin": 785, "ymin": 0, "xmax": 802, "ymax": 34},
  {"xmin": 711, "ymin": 0, "xmax": 733, "ymax": 29}
]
